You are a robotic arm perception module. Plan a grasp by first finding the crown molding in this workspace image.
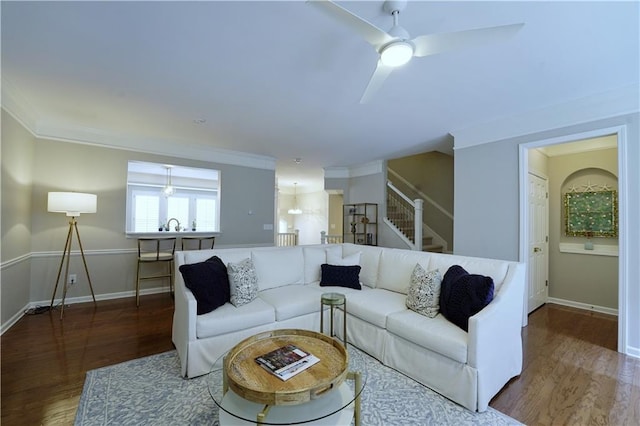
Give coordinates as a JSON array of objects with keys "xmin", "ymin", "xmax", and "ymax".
[
  {"xmin": 324, "ymin": 160, "xmax": 384, "ymax": 179},
  {"xmin": 323, "ymin": 167, "xmax": 350, "ymax": 179},
  {"xmin": 349, "ymin": 160, "xmax": 384, "ymax": 177},
  {"xmin": 1, "ymin": 77, "xmax": 40, "ymax": 135},
  {"xmin": 451, "ymin": 84, "xmax": 640, "ymax": 150},
  {"xmin": 1, "ymin": 80, "xmax": 276, "ymax": 171}
]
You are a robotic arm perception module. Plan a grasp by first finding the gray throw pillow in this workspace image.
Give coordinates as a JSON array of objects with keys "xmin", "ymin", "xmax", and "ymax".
[
  {"xmin": 227, "ymin": 258, "xmax": 259, "ymax": 307},
  {"xmin": 406, "ymin": 264, "xmax": 442, "ymax": 318}
]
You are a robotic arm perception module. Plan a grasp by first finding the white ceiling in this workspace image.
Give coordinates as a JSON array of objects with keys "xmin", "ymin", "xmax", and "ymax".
[{"xmin": 2, "ymin": 1, "xmax": 638, "ymax": 193}]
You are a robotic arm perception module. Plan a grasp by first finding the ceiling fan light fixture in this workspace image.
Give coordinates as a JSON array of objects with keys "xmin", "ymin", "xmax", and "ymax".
[{"xmin": 380, "ymin": 41, "xmax": 413, "ymax": 67}]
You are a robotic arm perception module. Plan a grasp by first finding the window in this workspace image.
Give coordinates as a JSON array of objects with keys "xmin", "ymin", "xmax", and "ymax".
[{"xmin": 126, "ymin": 161, "xmax": 220, "ymax": 233}]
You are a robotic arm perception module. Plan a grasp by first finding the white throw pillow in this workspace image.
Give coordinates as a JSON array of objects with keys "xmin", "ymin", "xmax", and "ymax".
[
  {"xmin": 327, "ymin": 250, "xmax": 361, "ymax": 266},
  {"xmin": 406, "ymin": 264, "xmax": 442, "ymax": 318},
  {"xmin": 227, "ymin": 258, "xmax": 259, "ymax": 307}
]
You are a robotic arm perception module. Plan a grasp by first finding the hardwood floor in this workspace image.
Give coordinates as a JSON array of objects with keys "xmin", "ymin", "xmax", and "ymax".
[
  {"xmin": 1, "ymin": 295, "xmax": 175, "ymax": 425},
  {"xmin": 1, "ymin": 298, "xmax": 638, "ymax": 425}
]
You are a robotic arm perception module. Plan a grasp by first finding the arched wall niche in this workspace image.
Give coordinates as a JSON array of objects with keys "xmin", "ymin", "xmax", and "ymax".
[{"xmin": 561, "ymin": 167, "xmax": 618, "ymax": 246}]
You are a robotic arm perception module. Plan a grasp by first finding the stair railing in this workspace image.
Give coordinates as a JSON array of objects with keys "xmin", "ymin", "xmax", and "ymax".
[
  {"xmin": 277, "ymin": 229, "xmax": 299, "ymax": 246},
  {"xmin": 387, "ymin": 181, "xmax": 423, "ymax": 251},
  {"xmin": 320, "ymin": 231, "xmax": 343, "ymax": 244}
]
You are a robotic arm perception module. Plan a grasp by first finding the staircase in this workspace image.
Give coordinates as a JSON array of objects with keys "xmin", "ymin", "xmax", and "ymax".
[{"xmin": 386, "ymin": 203, "xmax": 444, "ymax": 253}]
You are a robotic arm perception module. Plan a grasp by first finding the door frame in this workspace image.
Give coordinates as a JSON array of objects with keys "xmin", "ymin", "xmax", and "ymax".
[{"xmin": 518, "ymin": 125, "xmax": 628, "ymax": 353}]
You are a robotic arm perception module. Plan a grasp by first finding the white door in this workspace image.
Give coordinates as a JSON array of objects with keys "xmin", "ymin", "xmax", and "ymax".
[{"xmin": 528, "ymin": 173, "xmax": 549, "ymax": 313}]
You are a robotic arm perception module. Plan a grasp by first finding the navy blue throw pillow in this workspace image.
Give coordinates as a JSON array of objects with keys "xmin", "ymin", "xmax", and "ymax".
[
  {"xmin": 320, "ymin": 264, "xmax": 362, "ymax": 290},
  {"xmin": 439, "ymin": 265, "xmax": 494, "ymax": 332},
  {"xmin": 179, "ymin": 256, "xmax": 230, "ymax": 315}
]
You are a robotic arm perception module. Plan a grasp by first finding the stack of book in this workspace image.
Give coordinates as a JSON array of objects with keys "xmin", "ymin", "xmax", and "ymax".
[{"xmin": 255, "ymin": 344, "xmax": 320, "ymax": 381}]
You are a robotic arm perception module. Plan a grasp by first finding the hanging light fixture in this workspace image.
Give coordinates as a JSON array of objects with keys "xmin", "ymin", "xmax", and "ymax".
[
  {"xmin": 162, "ymin": 166, "xmax": 175, "ymax": 197},
  {"xmin": 287, "ymin": 183, "xmax": 302, "ymax": 215}
]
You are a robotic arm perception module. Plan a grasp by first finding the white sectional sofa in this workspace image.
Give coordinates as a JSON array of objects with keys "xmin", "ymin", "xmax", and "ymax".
[{"xmin": 172, "ymin": 243, "xmax": 525, "ymax": 412}]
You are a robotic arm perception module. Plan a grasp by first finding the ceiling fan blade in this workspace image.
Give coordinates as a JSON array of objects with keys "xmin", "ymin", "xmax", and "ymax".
[
  {"xmin": 412, "ymin": 23, "xmax": 524, "ymax": 57},
  {"xmin": 360, "ymin": 61, "xmax": 394, "ymax": 104},
  {"xmin": 307, "ymin": 0, "xmax": 394, "ymax": 48}
]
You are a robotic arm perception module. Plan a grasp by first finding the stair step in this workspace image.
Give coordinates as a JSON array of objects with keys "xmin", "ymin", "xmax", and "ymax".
[
  {"xmin": 422, "ymin": 244, "xmax": 444, "ymax": 253},
  {"xmin": 386, "ymin": 216, "xmax": 440, "ymax": 251}
]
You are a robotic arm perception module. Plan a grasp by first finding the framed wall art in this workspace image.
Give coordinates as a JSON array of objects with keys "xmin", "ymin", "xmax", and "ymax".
[{"xmin": 564, "ymin": 190, "xmax": 618, "ymax": 237}]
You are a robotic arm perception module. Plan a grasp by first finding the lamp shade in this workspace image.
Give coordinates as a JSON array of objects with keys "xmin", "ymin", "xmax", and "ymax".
[{"xmin": 48, "ymin": 192, "xmax": 97, "ymax": 216}]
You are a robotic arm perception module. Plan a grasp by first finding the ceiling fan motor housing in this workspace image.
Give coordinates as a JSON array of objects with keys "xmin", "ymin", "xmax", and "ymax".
[{"xmin": 383, "ymin": 0, "xmax": 407, "ymax": 14}]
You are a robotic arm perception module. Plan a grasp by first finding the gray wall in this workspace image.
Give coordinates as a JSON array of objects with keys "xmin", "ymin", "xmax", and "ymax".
[
  {"xmin": 454, "ymin": 113, "xmax": 640, "ymax": 354},
  {"xmin": 454, "ymin": 139, "xmax": 521, "ymax": 260},
  {"xmin": 1, "ymin": 111, "xmax": 276, "ymax": 328}
]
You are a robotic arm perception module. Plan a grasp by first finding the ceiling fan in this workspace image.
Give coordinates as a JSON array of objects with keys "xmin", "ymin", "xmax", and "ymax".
[{"xmin": 308, "ymin": 0, "xmax": 524, "ymax": 103}]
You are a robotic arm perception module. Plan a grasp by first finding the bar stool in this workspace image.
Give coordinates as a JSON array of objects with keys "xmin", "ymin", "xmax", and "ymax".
[
  {"xmin": 320, "ymin": 292, "xmax": 347, "ymax": 347},
  {"xmin": 136, "ymin": 237, "xmax": 176, "ymax": 306},
  {"xmin": 181, "ymin": 236, "xmax": 215, "ymax": 250}
]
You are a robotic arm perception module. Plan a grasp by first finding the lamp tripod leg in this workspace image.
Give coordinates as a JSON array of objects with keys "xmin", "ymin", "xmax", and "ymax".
[
  {"xmin": 50, "ymin": 222, "xmax": 74, "ymax": 310},
  {"xmin": 73, "ymin": 221, "xmax": 96, "ymax": 305},
  {"xmin": 60, "ymin": 221, "xmax": 74, "ymax": 319}
]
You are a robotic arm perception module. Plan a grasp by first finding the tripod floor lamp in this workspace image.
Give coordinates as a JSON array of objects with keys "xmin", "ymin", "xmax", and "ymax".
[{"xmin": 48, "ymin": 192, "xmax": 97, "ymax": 319}]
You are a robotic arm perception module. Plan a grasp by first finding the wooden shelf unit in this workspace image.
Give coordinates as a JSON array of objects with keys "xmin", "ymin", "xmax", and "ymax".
[{"xmin": 343, "ymin": 203, "xmax": 378, "ymax": 246}]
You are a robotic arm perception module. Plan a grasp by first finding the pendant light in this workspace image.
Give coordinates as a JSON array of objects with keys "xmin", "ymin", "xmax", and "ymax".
[
  {"xmin": 162, "ymin": 166, "xmax": 175, "ymax": 197},
  {"xmin": 287, "ymin": 183, "xmax": 302, "ymax": 215}
]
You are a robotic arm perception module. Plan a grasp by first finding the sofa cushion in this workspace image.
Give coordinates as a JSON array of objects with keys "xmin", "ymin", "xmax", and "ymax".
[
  {"xmin": 377, "ymin": 249, "xmax": 431, "ymax": 294},
  {"xmin": 386, "ymin": 310, "xmax": 469, "ymax": 363},
  {"xmin": 258, "ymin": 285, "xmax": 324, "ymax": 321},
  {"xmin": 306, "ymin": 282, "xmax": 363, "ymax": 299},
  {"xmin": 342, "ymin": 243, "xmax": 382, "ymax": 288},
  {"xmin": 320, "ymin": 264, "xmax": 362, "ymax": 289},
  {"xmin": 227, "ymin": 258, "xmax": 259, "ymax": 307},
  {"xmin": 429, "ymin": 253, "xmax": 508, "ymax": 292},
  {"xmin": 195, "ymin": 297, "xmax": 275, "ymax": 339},
  {"xmin": 440, "ymin": 265, "xmax": 495, "ymax": 332},
  {"xmin": 252, "ymin": 246, "xmax": 304, "ymax": 291},
  {"xmin": 178, "ymin": 256, "xmax": 230, "ymax": 315},
  {"xmin": 185, "ymin": 248, "xmax": 255, "ymax": 268},
  {"xmin": 327, "ymin": 250, "xmax": 361, "ymax": 266},
  {"xmin": 303, "ymin": 245, "xmax": 341, "ymax": 284},
  {"xmin": 406, "ymin": 264, "xmax": 442, "ymax": 318},
  {"xmin": 344, "ymin": 288, "xmax": 407, "ymax": 328}
]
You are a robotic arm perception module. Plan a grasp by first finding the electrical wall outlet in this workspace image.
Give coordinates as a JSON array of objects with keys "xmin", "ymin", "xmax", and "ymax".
[{"xmin": 68, "ymin": 274, "xmax": 77, "ymax": 285}]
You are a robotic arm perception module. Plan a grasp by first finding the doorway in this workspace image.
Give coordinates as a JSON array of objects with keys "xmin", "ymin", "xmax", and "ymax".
[{"xmin": 519, "ymin": 126, "xmax": 627, "ymax": 354}]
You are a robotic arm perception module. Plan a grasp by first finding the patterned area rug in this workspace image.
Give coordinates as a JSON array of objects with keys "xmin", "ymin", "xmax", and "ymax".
[{"xmin": 75, "ymin": 348, "xmax": 521, "ymax": 425}]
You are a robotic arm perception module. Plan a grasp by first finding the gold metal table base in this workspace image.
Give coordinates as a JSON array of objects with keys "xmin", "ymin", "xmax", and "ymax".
[
  {"xmin": 253, "ymin": 370, "xmax": 362, "ymax": 426},
  {"xmin": 320, "ymin": 292, "xmax": 347, "ymax": 347}
]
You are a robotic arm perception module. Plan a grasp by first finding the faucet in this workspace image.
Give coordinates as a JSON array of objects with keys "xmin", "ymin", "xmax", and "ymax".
[{"xmin": 167, "ymin": 218, "xmax": 180, "ymax": 232}]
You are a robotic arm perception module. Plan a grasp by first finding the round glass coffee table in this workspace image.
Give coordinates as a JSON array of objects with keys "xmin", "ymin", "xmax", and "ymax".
[{"xmin": 207, "ymin": 329, "xmax": 366, "ymax": 425}]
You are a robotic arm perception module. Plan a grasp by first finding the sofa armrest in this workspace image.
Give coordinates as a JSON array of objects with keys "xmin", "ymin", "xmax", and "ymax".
[
  {"xmin": 172, "ymin": 252, "xmax": 198, "ymax": 377},
  {"xmin": 467, "ymin": 262, "xmax": 525, "ymax": 411}
]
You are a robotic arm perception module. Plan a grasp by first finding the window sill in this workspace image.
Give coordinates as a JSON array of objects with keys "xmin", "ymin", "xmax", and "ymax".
[
  {"xmin": 558, "ymin": 242, "xmax": 618, "ymax": 257},
  {"xmin": 126, "ymin": 231, "xmax": 221, "ymax": 239}
]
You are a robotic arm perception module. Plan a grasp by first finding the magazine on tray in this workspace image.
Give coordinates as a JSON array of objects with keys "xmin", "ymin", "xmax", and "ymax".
[{"xmin": 255, "ymin": 344, "xmax": 320, "ymax": 381}]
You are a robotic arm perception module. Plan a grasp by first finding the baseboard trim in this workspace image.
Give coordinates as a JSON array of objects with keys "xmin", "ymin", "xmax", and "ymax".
[
  {"xmin": 42, "ymin": 286, "xmax": 170, "ymax": 307},
  {"xmin": 1, "ymin": 287, "xmax": 170, "ymax": 335},
  {"xmin": 625, "ymin": 345, "xmax": 640, "ymax": 359},
  {"xmin": 547, "ymin": 297, "xmax": 618, "ymax": 316},
  {"xmin": 0, "ymin": 302, "xmax": 31, "ymax": 335}
]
